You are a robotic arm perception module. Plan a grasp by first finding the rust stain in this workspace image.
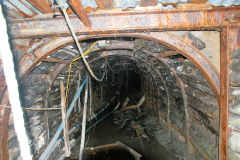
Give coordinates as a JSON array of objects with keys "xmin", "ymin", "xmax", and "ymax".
[
  {"xmin": 7, "ymin": 7, "xmax": 240, "ymax": 38},
  {"xmin": 69, "ymin": 0, "xmax": 92, "ymax": 27},
  {"xmin": 96, "ymin": 0, "xmax": 114, "ymax": 9},
  {"xmin": 220, "ymin": 28, "xmax": 228, "ymax": 160},
  {"xmin": 140, "ymin": 0, "xmax": 157, "ymax": 7},
  {"xmin": 26, "ymin": 0, "xmax": 53, "ymax": 13},
  {"xmin": 6, "ymin": 0, "xmax": 33, "ymax": 18},
  {"xmin": 0, "ymin": 77, "xmax": 10, "ymax": 160}
]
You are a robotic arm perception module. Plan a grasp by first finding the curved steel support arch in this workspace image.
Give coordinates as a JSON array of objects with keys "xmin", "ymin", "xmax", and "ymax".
[
  {"xmin": 17, "ymin": 34, "xmax": 221, "ymax": 158},
  {"xmin": 18, "ymin": 32, "xmax": 220, "ymax": 103},
  {"xmin": 44, "ymin": 51, "xmax": 191, "ymax": 159}
]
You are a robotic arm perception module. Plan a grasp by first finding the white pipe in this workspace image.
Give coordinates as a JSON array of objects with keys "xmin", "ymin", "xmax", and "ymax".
[
  {"xmin": 0, "ymin": 5, "xmax": 32, "ymax": 160},
  {"xmin": 78, "ymin": 73, "xmax": 81, "ymax": 113},
  {"xmin": 79, "ymin": 74, "xmax": 89, "ymax": 160}
]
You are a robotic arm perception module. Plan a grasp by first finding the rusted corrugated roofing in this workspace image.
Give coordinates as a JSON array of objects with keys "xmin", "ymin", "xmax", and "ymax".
[{"xmin": 2, "ymin": 0, "xmax": 240, "ymax": 19}]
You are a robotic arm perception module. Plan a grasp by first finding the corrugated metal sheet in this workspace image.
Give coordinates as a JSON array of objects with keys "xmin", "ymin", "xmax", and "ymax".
[
  {"xmin": 2, "ymin": 0, "xmax": 240, "ymax": 18},
  {"xmin": 207, "ymin": 0, "xmax": 240, "ymax": 6}
]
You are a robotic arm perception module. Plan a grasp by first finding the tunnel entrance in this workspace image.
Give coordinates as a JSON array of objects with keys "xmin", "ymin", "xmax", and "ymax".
[
  {"xmin": 5, "ymin": 33, "xmax": 220, "ymax": 160},
  {"xmin": 36, "ymin": 35, "xmax": 219, "ymax": 160}
]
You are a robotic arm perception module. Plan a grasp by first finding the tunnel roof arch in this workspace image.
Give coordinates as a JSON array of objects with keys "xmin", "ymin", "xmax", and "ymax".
[{"xmin": 18, "ymin": 32, "xmax": 220, "ymax": 103}]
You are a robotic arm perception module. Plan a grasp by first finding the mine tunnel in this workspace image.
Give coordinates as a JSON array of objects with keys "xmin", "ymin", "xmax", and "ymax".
[{"xmin": 0, "ymin": 1, "xmax": 240, "ymax": 160}]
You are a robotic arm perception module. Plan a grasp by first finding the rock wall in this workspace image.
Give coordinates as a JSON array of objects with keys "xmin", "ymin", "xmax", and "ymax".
[{"xmin": 228, "ymin": 48, "xmax": 240, "ymax": 160}]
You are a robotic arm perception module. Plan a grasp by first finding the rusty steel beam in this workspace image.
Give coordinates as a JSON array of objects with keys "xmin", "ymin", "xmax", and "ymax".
[
  {"xmin": 26, "ymin": 0, "xmax": 53, "ymax": 14},
  {"xmin": 18, "ymin": 0, "xmax": 38, "ymax": 15},
  {"xmin": 220, "ymin": 28, "xmax": 228, "ymax": 160},
  {"xmin": 6, "ymin": 0, "xmax": 33, "ymax": 18},
  {"xmin": 8, "ymin": 7, "xmax": 240, "ymax": 38},
  {"xmin": 95, "ymin": 0, "xmax": 114, "ymax": 9},
  {"xmin": 0, "ymin": 85, "xmax": 10, "ymax": 160},
  {"xmin": 68, "ymin": 0, "xmax": 91, "ymax": 27},
  {"xmin": 140, "ymin": 0, "xmax": 157, "ymax": 6}
]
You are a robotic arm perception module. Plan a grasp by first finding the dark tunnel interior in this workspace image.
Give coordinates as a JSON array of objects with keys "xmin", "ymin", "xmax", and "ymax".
[{"xmin": 7, "ymin": 37, "xmax": 220, "ymax": 160}]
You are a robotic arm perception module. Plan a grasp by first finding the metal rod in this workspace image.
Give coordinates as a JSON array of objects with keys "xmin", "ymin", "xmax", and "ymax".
[
  {"xmin": 60, "ymin": 80, "xmax": 71, "ymax": 157},
  {"xmin": 26, "ymin": 0, "xmax": 53, "ymax": 13},
  {"xmin": 68, "ymin": 0, "xmax": 91, "ymax": 27},
  {"xmin": 39, "ymin": 78, "xmax": 86, "ymax": 160},
  {"xmin": 79, "ymin": 74, "xmax": 89, "ymax": 160},
  {"xmin": 18, "ymin": 0, "xmax": 38, "ymax": 15},
  {"xmin": 48, "ymin": 95, "xmax": 118, "ymax": 159},
  {"xmin": 6, "ymin": 0, "xmax": 32, "ymax": 17},
  {"xmin": 46, "ymin": 96, "xmax": 115, "ymax": 159},
  {"xmin": 57, "ymin": 1, "xmax": 105, "ymax": 82},
  {"xmin": 78, "ymin": 73, "xmax": 81, "ymax": 113}
]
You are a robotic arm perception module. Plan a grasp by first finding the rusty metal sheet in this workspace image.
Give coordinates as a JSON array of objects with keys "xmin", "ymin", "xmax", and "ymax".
[
  {"xmin": 26, "ymin": 0, "xmax": 53, "ymax": 14},
  {"xmin": 6, "ymin": 0, "xmax": 33, "ymax": 18},
  {"xmin": 68, "ymin": 0, "xmax": 92, "ymax": 27},
  {"xmin": 140, "ymin": 0, "xmax": 157, "ymax": 6},
  {"xmin": 96, "ymin": 0, "xmax": 114, "ymax": 9},
  {"xmin": 7, "ymin": 7, "xmax": 240, "ymax": 38}
]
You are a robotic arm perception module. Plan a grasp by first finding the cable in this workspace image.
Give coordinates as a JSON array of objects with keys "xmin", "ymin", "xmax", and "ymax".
[
  {"xmin": 57, "ymin": 0, "xmax": 104, "ymax": 82},
  {"xmin": 79, "ymin": 73, "xmax": 89, "ymax": 160},
  {"xmin": 65, "ymin": 61, "xmax": 73, "ymax": 105},
  {"xmin": 77, "ymin": 73, "xmax": 82, "ymax": 113},
  {"xmin": 64, "ymin": 43, "xmax": 100, "ymax": 106},
  {"xmin": 88, "ymin": 74, "xmax": 96, "ymax": 119}
]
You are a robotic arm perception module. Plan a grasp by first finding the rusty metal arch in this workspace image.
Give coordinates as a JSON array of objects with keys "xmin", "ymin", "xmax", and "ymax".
[{"xmin": 18, "ymin": 32, "xmax": 220, "ymax": 102}]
